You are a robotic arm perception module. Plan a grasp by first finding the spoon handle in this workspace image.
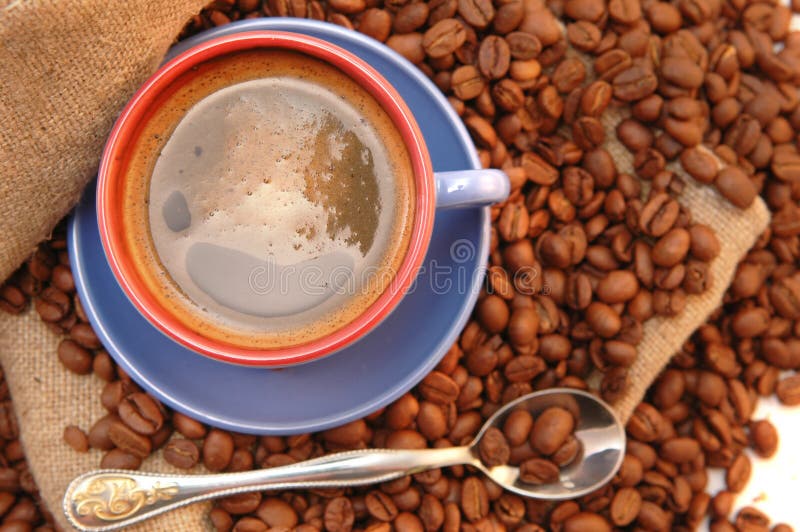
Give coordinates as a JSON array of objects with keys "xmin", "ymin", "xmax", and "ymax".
[{"xmin": 64, "ymin": 446, "xmax": 474, "ymax": 531}]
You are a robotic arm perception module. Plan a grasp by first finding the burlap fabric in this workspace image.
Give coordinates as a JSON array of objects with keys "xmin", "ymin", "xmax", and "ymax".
[{"xmin": 0, "ymin": 2, "xmax": 771, "ymax": 531}]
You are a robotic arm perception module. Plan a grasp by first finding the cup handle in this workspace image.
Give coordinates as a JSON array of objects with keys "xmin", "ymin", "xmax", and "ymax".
[{"xmin": 434, "ymin": 170, "xmax": 510, "ymax": 209}]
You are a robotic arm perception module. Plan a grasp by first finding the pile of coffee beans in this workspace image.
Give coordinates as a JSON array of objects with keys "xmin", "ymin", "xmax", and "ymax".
[
  {"xmin": 0, "ymin": 370, "xmax": 56, "ymax": 531},
  {"xmin": 1, "ymin": 0, "xmax": 800, "ymax": 530},
  {"xmin": 477, "ymin": 406, "xmax": 581, "ymax": 483}
]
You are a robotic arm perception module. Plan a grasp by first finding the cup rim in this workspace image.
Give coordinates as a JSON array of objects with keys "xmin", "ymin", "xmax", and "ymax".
[{"xmin": 97, "ymin": 31, "xmax": 435, "ymax": 366}]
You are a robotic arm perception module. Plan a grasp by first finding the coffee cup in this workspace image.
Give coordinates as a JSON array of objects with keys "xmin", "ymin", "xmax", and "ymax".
[{"xmin": 98, "ymin": 30, "xmax": 509, "ymax": 366}]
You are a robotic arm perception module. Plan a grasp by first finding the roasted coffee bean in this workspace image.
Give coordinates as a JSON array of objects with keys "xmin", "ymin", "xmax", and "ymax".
[
  {"xmin": 640, "ymin": 193, "xmax": 679, "ymax": 237},
  {"xmin": 69, "ymin": 322, "xmax": 101, "ymax": 349},
  {"xmin": 586, "ymin": 302, "xmax": 622, "ymax": 338},
  {"xmin": 596, "ymin": 270, "xmax": 639, "ymax": 303},
  {"xmin": 458, "ymin": 0, "xmax": 494, "ymax": 28},
  {"xmin": 220, "ymin": 493, "xmax": 262, "ymax": 516},
  {"xmin": 204, "ymin": 429, "xmax": 235, "ymax": 472},
  {"xmin": 108, "ymin": 420, "xmax": 151, "ymax": 458},
  {"xmin": 387, "ymin": 33, "xmax": 426, "ymax": 64},
  {"xmin": 609, "ymin": 487, "xmax": 642, "ymax": 526},
  {"xmin": 118, "ymin": 392, "xmax": 163, "ymax": 435},
  {"xmin": 735, "ymin": 506, "xmax": 770, "ymax": 532},
  {"xmin": 518, "ymin": 458, "xmax": 560, "ymax": 484},
  {"xmin": 451, "ymin": 65, "xmax": 484, "ymax": 100},
  {"xmin": 503, "ymin": 409, "xmax": 533, "ymax": 446},
  {"xmin": 422, "ymin": 18, "xmax": 467, "ymax": 59},
  {"xmin": 173, "ymin": 411, "xmax": 207, "ymax": 439},
  {"xmin": 386, "ymin": 394, "xmax": 420, "ymax": 430},
  {"xmin": 417, "ymin": 401, "xmax": 447, "ymax": 440},
  {"xmin": 478, "ymin": 35, "xmax": 511, "ymax": 79},
  {"xmin": 163, "ymin": 439, "xmax": 200, "ymax": 469},
  {"xmin": 34, "ymin": 287, "xmax": 69, "ymax": 322},
  {"xmin": 613, "ymin": 65, "xmax": 658, "ymax": 101},
  {"xmin": 256, "ymin": 498, "xmax": 298, "ymax": 528},
  {"xmin": 505, "ymin": 32, "xmax": 541, "ymax": 59},
  {"xmin": 461, "ymin": 476, "xmax": 489, "ymax": 522},
  {"xmin": 87, "ymin": 414, "xmax": 118, "ymax": 451},
  {"xmin": 530, "ymin": 407, "xmax": 574, "ymax": 455},
  {"xmin": 715, "ymin": 166, "xmax": 757, "ymax": 208},
  {"xmin": 652, "ymin": 228, "xmax": 691, "ymax": 267},
  {"xmin": 366, "ymin": 491, "xmax": 399, "ymax": 521},
  {"xmin": 420, "ymin": 372, "xmax": 460, "ymax": 404},
  {"xmin": 324, "ymin": 497, "xmax": 355, "ymax": 532},
  {"xmin": 562, "ymin": 512, "xmax": 612, "ymax": 532},
  {"xmin": 776, "ymin": 374, "xmax": 800, "ymax": 405},
  {"xmin": 63, "ymin": 425, "xmax": 89, "ymax": 453},
  {"xmin": 726, "ymin": 452, "xmax": 752, "ymax": 492},
  {"xmin": 100, "ymin": 449, "xmax": 142, "ymax": 470},
  {"xmin": 394, "ymin": 3, "xmax": 428, "ymax": 33},
  {"xmin": 56, "ymin": 339, "xmax": 92, "ymax": 375},
  {"xmin": 478, "ymin": 427, "xmax": 510, "ymax": 466},
  {"xmin": 749, "ymin": 419, "xmax": 778, "ymax": 458},
  {"xmin": 551, "ymin": 435, "xmax": 580, "ymax": 467}
]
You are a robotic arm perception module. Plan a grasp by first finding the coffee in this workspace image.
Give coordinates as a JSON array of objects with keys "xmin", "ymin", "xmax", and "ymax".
[{"xmin": 121, "ymin": 49, "xmax": 415, "ymax": 349}]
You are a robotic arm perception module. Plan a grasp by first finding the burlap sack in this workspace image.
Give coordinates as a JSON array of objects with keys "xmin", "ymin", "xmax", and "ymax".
[{"xmin": 0, "ymin": 2, "xmax": 771, "ymax": 531}]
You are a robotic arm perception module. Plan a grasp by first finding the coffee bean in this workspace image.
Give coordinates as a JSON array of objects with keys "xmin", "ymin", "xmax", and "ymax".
[
  {"xmin": 492, "ymin": 0, "xmax": 523, "ymax": 34},
  {"xmin": 220, "ymin": 493, "xmax": 262, "ymax": 516},
  {"xmin": 478, "ymin": 36, "xmax": 511, "ymax": 79},
  {"xmin": 63, "ymin": 425, "xmax": 88, "ymax": 453},
  {"xmin": 204, "ymin": 429, "xmax": 235, "ymax": 472},
  {"xmin": 420, "ymin": 371, "xmax": 460, "ymax": 404},
  {"xmin": 34, "ymin": 287, "xmax": 69, "ymax": 322},
  {"xmin": 735, "ymin": 506, "xmax": 770, "ymax": 532},
  {"xmin": 596, "ymin": 270, "xmax": 639, "ymax": 303},
  {"xmin": 530, "ymin": 407, "xmax": 574, "ymax": 455},
  {"xmin": 538, "ymin": 512, "xmax": 593, "ymax": 532},
  {"xmin": 609, "ymin": 487, "xmax": 642, "ymax": 526},
  {"xmin": 163, "ymin": 439, "xmax": 200, "ymax": 469},
  {"xmin": 393, "ymin": 3, "xmax": 428, "ymax": 33},
  {"xmin": 726, "ymin": 452, "xmax": 752, "ymax": 492},
  {"xmin": 519, "ymin": 457, "xmax": 559, "ymax": 484},
  {"xmin": 715, "ymin": 166, "xmax": 757, "ymax": 208},
  {"xmin": 100, "ymin": 449, "xmax": 142, "ymax": 470},
  {"xmin": 551, "ymin": 435, "xmax": 580, "ymax": 467},
  {"xmin": 502, "ymin": 409, "xmax": 533, "ymax": 446},
  {"xmin": 776, "ymin": 374, "xmax": 800, "ymax": 405},
  {"xmin": 358, "ymin": 9, "xmax": 391, "ymax": 42},
  {"xmin": 118, "ymin": 392, "xmax": 163, "ymax": 435},
  {"xmin": 172, "ymin": 411, "xmax": 207, "ymax": 439},
  {"xmin": 256, "ymin": 498, "xmax": 298, "ymax": 528},
  {"xmin": 461, "ymin": 477, "xmax": 489, "ymax": 522},
  {"xmin": 417, "ymin": 402, "xmax": 447, "ymax": 440},
  {"xmin": 56, "ymin": 339, "xmax": 92, "ymax": 375},
  {"xmin": 387, "ymin": 33, "xmax": 425, "ymax": 64},
  {"xmin": 387, "ymin": 429, "xmax": 427, "ymax": 449},
  {"xmin": 365, "ymin": 491, "xmax": 399, "ymax": 521},
  {"xmin": 423, "ymin": 19, "xmax": 466, "ymax": 58},
  {"xmin": 586, "ymin": 302, "xmax": 622, "ymax": 338},
  {"xmin": 613, "ymin": 65, "xmax": 658, "ymax": 101},
  {"xmin": 385, "ymin": 394, "xmax": 420, "ymax": 430},
  {"xmin": 323, "ymin": 419, "xmax": 369, "ymax": 446},
  {"xmin": 479, "ymin": 427, "xmax": 510, "ymax": 466},
  {"xmin": 458, "ymin": 0, "xmax": 494, "ymax": 28},
  {"xmin": 505, "ymin": 32, "xmax": 541, "ymax": 60},
  {"xmin": 567, "ymin": 21, "xmax": 601, "ymax": 52},
  {"xmin": 652, "ymin": 228, "xmax": 691, "ymax": 267},
  {"xmin": 108, "ymin": 420, "xmax": 151, "ymax": 458},
  {"xmin": 639, "ymin": 193, "xmax": 679, "ymax": 237},
  {"xmin": 0, "ymin": 284, "xmax": 27, "ymax": 314}
]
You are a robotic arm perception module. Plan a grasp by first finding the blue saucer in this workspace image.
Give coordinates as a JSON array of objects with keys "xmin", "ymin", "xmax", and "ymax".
[{"xmin": 68, "ymin": 19, "xmax": 489, "ymax": 434}]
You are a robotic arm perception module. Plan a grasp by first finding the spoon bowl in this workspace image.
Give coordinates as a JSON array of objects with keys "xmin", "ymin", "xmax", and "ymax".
[
  {"xmin": 65, "ymin": 388, "xmax": 625, "ymax": 531},
  {"xmin": 469, "ymin": 388, "xmax": 626, "ymax": 499}
]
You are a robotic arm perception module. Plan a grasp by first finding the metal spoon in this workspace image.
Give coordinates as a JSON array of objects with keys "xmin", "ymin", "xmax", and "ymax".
[{"xmin": 64, "ymin": 388, "xmax": 625, "ymax": 531}]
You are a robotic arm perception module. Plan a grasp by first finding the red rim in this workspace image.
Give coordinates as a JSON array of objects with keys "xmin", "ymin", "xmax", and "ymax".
[{"xmin": 97, "ymin": 32, "xmax": 435, "ymax": 366}]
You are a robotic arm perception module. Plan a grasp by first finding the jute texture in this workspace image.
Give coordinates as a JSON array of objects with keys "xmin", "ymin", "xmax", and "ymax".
[{"xmin": 0, "ymin": 3, "xmax": 770, "ymax": 530}]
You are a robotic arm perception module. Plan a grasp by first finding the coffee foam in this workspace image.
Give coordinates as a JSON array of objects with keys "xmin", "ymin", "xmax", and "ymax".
[{"xmin": 121, "ymin": 50, "xmax": 415, "ymax": 349}]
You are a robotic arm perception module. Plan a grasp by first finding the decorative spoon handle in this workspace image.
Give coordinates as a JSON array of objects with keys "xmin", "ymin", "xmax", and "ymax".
[{"xmin": 64, "ymin": 446, "xmax": 475, "ymax": 531}]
